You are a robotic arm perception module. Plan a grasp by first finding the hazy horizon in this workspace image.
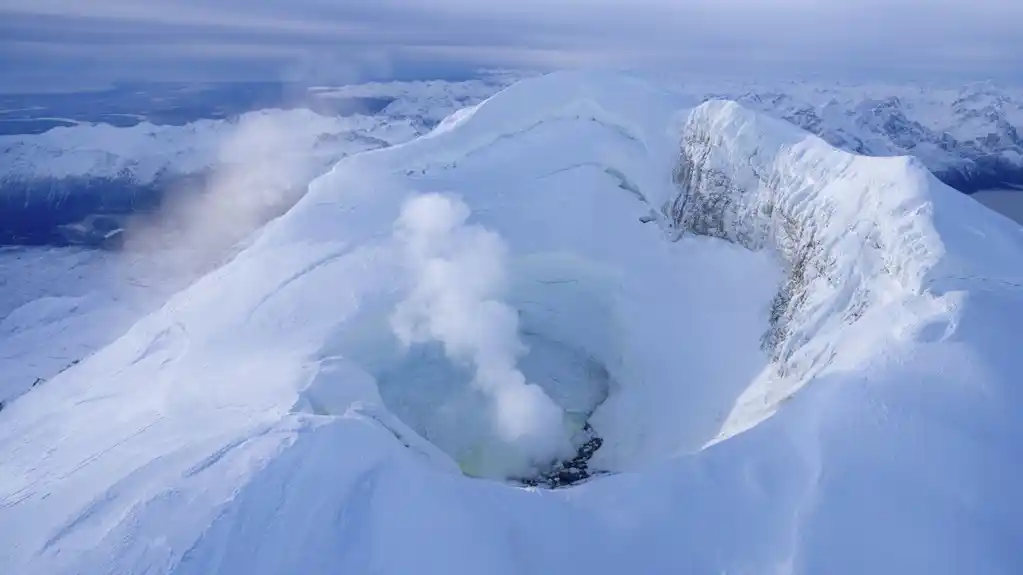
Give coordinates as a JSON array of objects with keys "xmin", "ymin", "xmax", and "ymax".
[{"xmin": 3, "ymin": 0, "xmax": 1022, "ymax": 92}]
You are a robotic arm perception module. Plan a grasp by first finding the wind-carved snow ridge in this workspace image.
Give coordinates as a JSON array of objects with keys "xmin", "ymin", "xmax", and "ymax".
[
  {"xmin": 668, "ymin": 99, "xmax": 1023, "ymax": 441},
  {"xmin": 389, "ymin": 193, "xmax": 574, "ymax": 479}
]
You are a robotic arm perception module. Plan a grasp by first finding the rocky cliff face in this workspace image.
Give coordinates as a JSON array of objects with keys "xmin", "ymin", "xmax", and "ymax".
[
  {"xmin": 724, "ymin": 83, "xmax": 1023, "ymax": 193},
  {"xmin": 666, "ymin": 100, "xmax": 1023, "ymax": 420}
]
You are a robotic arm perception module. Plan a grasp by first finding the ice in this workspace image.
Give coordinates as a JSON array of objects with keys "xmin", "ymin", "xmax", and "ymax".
[{"xmin": 2, "ymin": 71, "xmax": 1022, "ymax": 574}]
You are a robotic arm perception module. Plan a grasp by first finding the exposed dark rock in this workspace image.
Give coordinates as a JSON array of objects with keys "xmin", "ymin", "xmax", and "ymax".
[{"xmin": 516, "ymin": 423, "xmax": 605, "ymax": 489}]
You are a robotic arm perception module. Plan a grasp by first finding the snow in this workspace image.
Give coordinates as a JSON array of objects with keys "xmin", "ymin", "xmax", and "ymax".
[
  {"xmin": 2, "ymin": 71, "xmax": 1023, "ymax": 574},
  {"xmin": 4, "ymin": 74, "xmax": 1019, "ymax": 191},
  {"xmin": 0, "ymin": 78, "xmax": 514, "ymax": 184},
  {"xmin": 669, "ymin": 99, "xmax": 1023, "ymax": 443},
  {"xmin": 971, "ymin": 188, "xmax": 1023, "ymax": 226},
  {"xmin": 677, "ymin": 78, "xmax": 1023, "ymax": 185},
  {"xmin": 0, "ymin": 108, "xmax": 420, "ymax": 183},
  {"xmin": 311, "ymin": 76, "xmax": 523, "ymax": 126},
  {"xmin": 0, "ymin": 246, "xmax": 200, "ymax": 405}
]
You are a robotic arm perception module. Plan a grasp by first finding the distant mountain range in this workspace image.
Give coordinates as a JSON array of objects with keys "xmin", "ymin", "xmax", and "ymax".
[
  {"xmin": 1, "ymin": 74, "xmax": 1020, "ymax": 247},
  {"xmin": 708, "ymin": 80, "xmax": 1023, "ymax": 192}
]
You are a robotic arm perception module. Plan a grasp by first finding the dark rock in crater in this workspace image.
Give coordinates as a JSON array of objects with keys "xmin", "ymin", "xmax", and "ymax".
[{"xmin": 517, "ymin": 423, "xmax": 605, "ymax": 489}]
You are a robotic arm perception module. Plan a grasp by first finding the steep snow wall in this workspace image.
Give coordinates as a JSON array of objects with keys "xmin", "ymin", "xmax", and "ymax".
[{"xmin": 667, "ymin": 99, "xmax": 1023, "ymax": 439}]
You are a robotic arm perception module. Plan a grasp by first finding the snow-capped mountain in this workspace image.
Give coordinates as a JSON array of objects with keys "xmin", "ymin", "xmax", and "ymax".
[
  {"xmin": 2, "ymin": 74, "xmax": 1019, "ymax": 247},
  {"xmin": 0, "ymin": 78, "xmax": 515, "ymax": 184},
  {"xmin": 710, "ymin": 80, "xmax": 1023, "ymax": 191},
  {"xmin": 0, "ymin": 110, "xmax": 412, "ymax": 245},
  {"xmin": 0, "ymin": 77, "xmax": 515, "ymax": 246},
  {"xmin": 5, "ymin": 75, "xmax": 1020, "ymax": 194},
  {"xmin": 2, "ymin": 72, "xmax": 1021, "ymax": 574},
  {"xmin": 309, "ymin": 75, "xmax": 531, "ymax": 127},
  {"xmin": 0, "ymin": 110, "xmax": 414, "ymax": 183}
]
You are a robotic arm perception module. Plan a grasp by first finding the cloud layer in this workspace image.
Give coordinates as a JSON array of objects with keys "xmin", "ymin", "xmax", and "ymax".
[{"xmin": 2, "ymin": 0, "xmax": 1022, "ymax": 88}]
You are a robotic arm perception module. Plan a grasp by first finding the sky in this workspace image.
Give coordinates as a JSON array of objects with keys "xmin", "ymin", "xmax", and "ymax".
[{"xmin": 2, "ymin": 0, "xmax": 1022, "ymax": 90}]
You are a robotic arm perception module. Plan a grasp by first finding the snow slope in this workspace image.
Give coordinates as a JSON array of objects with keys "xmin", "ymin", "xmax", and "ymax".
[
  {"xmin": 0, "ymin": 78, "xmax": 514, "ymax": 184},
  {"xmin": 0, "ymin": 245, "xmax": 215, "ymax": 407},
  {"xmin": 714, "ymin": 80, "xmax": 1023, "ymax": 192},
  {"xmin": 0, "ymin": 109, "xmax": 415, "ymax": 183},
  {"xmin": 972, "ymin": 188, "xmax": 1023, "ymax": 225},
  {"xmin": 0, "ymin": 109, "xmax": 419, "ymax": 245},
  {"xmin": 2, "ymin": 72, "xmax": 1022, "ymax": 574},
  {"xmin": 4, "ymin": 75, "xmax": 1019, "ymax": 245},
  {"xmin": 3, "ymin": 75, "xmax": 1019, "ymax": 191},
  {"xmin": 0, "ymin": 78, "xmax": 515, "ymax": 246}
]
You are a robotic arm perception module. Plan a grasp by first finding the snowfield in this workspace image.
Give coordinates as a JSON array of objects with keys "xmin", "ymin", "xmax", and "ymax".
[
  {"xmin": 4, "ymin": 73, "xmax": 1020, "ymax": 245},
  {"xmin": 701, "ymin": 79, "xmax": 1023, "ymax": 191},
  {"xmin": 0, "ymin": 76, "xmax": 517, "ymax": 247},
  {"xmin": 3, "ymin": 74, "xmax": 1019, "ymax": 192},
  {"xmin": 0, "ymin": 77, "xmax": 519, "ymax": 185},
  {"xmin": 2, "ymin": 71, "xmax": 1023, "ymax": 574}
]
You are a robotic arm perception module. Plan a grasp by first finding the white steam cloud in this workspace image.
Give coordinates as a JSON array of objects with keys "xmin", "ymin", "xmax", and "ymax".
[
  {"xmin": 122, "ymin": 110, "xmax": 329, "ymax": 277},
  {"xmin": 390, "ymin": 193, "xmax": 572, "ymax": 475}
]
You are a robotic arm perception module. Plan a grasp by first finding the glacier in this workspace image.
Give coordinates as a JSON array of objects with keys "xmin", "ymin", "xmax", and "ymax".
[{"xmin": 1, "ymin": 71, "xmax": 1022, "ymax": 574}]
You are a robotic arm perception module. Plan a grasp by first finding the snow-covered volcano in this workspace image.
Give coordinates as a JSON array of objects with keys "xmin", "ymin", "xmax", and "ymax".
[{"xmin": 2, "ymin": 72, "xmax": 1022, "ymax": 574}]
